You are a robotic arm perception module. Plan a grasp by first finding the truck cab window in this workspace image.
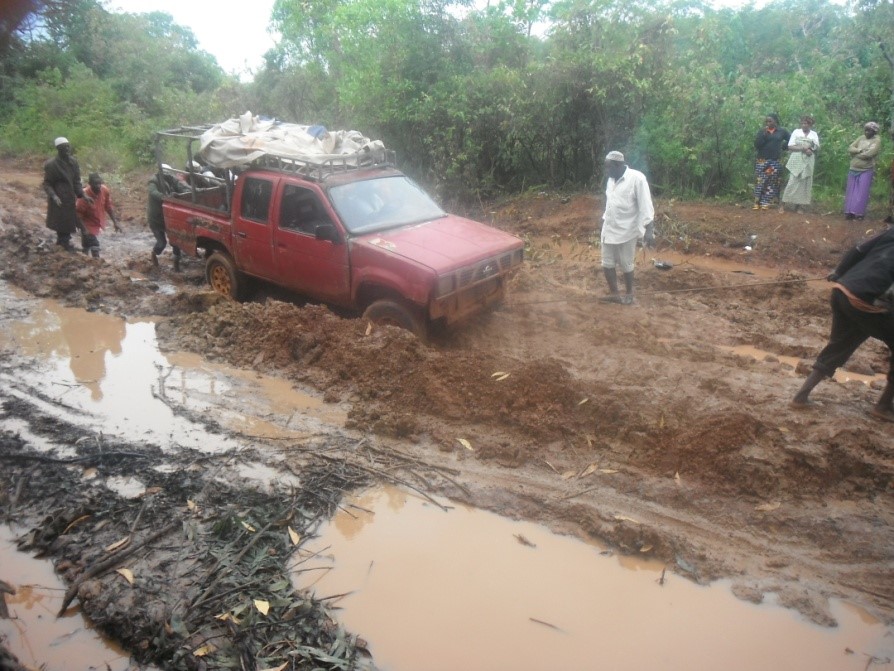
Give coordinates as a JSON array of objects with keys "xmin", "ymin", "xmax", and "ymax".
[
  {"xmin": 241, "ymin": 178, "xmax": 273, "ymax": 223},
  {"xmin": 279, "ymin": 184, "xmax": 330, "ymax": 235}
]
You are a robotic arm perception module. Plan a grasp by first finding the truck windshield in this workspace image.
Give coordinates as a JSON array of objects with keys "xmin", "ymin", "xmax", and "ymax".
[{"xmin": 328, "ymin": 176, "xmax": 446, "ymax": 235}]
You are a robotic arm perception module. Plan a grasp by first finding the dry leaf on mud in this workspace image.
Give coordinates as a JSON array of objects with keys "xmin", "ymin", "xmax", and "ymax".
[
  {"xmin": 543, "ymin": 460, "xmax": 559, "ymax": 473},
  {"xmin": 254, "ymin": 599, "xmax": 270, "ymax": 615},
  {"xmin": 288, "ymin": 527, "xmax": 301, "ymax": 546},
  {"xmin": 457, "ymin": 438, "xmax": 473, "ymax": 451},
  {"xmin": 241, "ymin": 520, "xmax": 256, "ymax": 532},
  {"xmin": 599, "ymin": 468, "xmax": 618, "ymax": 474},
  {"xmin": 258, "ymin": 664, "xmax": 289, "ymax": 671},
  {"xmin": 614, "ymin": 515, "xmax": 640, "ymax": 524},
  {"xmin": 578, "ymin": 398, "xmax": 589, "ymax": 405},
  {"xmin": 62, "ymin": 514, "xmax": 91, "ymax": 535},
  {"xmin": 187, "ymin": 499, "xmax": 197, "ymax": 511},
  {"xmin": 491, "ymin": 371, "xmax": 509, "ymax": 378},
  {"xmin": 754, "ymin": 502, "xmax": 781, "ymax": 512},
  {"xmin": 493, "ymin": 373, "xmax": 511, "ymax": 381},
  {"xmin": 579, "ymin": 463, "xmax": 599, "ymax": 478},
  {"xmin": 115, "ymin": 568, "xmax": 134, "ymax": 585},
  {"xmin": 674, "ymin": 472, "xmax": 681, "ymax": 484},
  {"xmin": 104, "ymin": 537, "xmax": 129, "ymax": 553},
  {"xmin": 215, "ymin": 612, "xmax": 242, "ymax": 624},
  {"xmin": 639, "ymin": 545, "xmax": 653, "ymax": 553},
  {"xmin": 365, "ymin": 321, "xmax": 373, "ymax": 336},
  {"xmin": 193, "ymin": 643, "xmax": 216, "ymax": 657},
  {"xmin": 561, "ymin": 470, "xmax": 576, "ymax": 480}
]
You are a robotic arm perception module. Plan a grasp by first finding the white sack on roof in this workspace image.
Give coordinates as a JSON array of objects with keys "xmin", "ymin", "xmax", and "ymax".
[{"xmin": 197, "ymin": 112, "xmax": 386, "ymax": 169}]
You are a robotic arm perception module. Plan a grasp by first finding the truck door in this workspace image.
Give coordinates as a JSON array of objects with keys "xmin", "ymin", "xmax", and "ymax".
[
  {"xmin": 274, "ymin": 183, "xmax": 350, "ymax": 302},
  {"xmin": 233, "ymin": 176, "xmax": 276, "ymax": 280}
]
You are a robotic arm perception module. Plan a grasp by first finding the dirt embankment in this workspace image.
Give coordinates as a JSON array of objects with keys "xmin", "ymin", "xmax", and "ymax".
[{"xmin": 0, "ymin": 157, "xmax": 892, "ymax": 668}]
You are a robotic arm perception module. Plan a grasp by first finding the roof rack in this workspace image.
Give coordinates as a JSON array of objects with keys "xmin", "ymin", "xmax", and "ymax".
[
  {"xmin": 154, "ymin": 126, "xmax": 396, "ymax": 182},
  {"xmin": 251, "ymin": 149, "xmax": 397, "ymax": 182}
]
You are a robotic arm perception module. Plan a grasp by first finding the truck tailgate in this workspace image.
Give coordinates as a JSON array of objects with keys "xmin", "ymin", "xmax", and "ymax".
[{"xmin": 163, "ymin": 198, "xmax": 231, "ymax": 257}]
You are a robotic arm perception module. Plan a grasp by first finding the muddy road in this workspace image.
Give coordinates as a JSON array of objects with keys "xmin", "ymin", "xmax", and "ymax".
[{"xmin": 0, "ymin": 157, "xmax": 892, "ymax": 669}]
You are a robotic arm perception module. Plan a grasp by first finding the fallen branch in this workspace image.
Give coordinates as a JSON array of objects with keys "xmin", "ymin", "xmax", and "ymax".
[
  {"xmin": 58, "ymin": 519, "xmax": 181, "ymax": 616},
  {"xmin": 559, "ymin": 485, "xmax": 600, "ymax": 501},
  {"xmin": 0, "ymin": 451, "xmax": 149, "ymax": 465}
]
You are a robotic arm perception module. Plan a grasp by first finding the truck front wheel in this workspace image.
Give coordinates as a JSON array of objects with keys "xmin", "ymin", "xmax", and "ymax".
[
  {"xmin": 206, "ymin": 252, "xmax": 243, "ymax": 300},
  {"xmin": 363, "ymin": 299, "xmax": 428, "ymax": 340}
]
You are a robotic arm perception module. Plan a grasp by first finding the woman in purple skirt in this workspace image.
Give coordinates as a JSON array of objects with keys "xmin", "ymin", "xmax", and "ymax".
[{"xmin": 844, "ymin": 122, "xmax": 881, "ymax": 220}]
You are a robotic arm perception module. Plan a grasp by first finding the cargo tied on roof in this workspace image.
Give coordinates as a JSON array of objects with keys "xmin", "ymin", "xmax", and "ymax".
[{"xmin": 196, "ymin": 111, "xmax": 387, "ymax": 170}]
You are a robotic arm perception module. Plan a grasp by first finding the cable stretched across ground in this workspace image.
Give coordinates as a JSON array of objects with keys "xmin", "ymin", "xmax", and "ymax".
[{"xmin": 508, "ymin": 276, "xmax": 828, "ymax": 307}]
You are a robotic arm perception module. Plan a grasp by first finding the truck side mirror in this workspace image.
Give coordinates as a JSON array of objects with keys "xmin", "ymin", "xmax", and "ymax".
[{"xmin": 315, "ymin": 222, "xmax": 340, "ymax": 243}]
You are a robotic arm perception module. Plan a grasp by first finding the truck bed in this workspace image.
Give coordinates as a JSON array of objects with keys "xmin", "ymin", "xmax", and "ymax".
[{"xmin": 163, "ymin": 192, "xmax": 232, "ymax": 257}]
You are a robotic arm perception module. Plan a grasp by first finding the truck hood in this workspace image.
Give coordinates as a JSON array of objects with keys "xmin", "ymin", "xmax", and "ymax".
[{"xmin": 353, "ymin": 214, "xmax": 522, "ymax": 273}]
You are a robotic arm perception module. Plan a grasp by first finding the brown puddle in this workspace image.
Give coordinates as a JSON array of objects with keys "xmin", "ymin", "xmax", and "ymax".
[
  {"xmin": 0, "ymin": 297, "xmax": 347, "ymax": 451},
  {"xmin": 295, "ymin": 486, "xmax": 894, "ymax": 671},
  {"xmin": 0, "ymin": 525, "xmax": 140, "ymax": 671}
]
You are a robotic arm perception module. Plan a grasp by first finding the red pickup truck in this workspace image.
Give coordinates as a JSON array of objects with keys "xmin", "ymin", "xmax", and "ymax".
[{"xmin": 156, "ymin": 128, "xmax": 524, "ymax": 338}]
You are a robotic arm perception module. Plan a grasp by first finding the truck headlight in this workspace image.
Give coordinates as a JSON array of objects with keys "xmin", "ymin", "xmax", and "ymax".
[{"xmin": 436, "ymin": 274, "xmax": 455, "ymax": 297}]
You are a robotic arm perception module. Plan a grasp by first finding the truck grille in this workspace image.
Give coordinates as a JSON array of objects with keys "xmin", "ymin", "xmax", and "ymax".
[{"xmin": 457, "ymin": 251, "xmax": 521, "ymax": 288}]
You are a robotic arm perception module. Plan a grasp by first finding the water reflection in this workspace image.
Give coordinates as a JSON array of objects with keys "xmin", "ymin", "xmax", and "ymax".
[
  {"xmin": 13, "ymin": 303, "xmax": 126, "ymax": 401},
  {"xmin": 295, "ymin": 486, "xmax": 894, "ymax": 671},
  {"xmin": 0, "ymin": 295, "xmax": 346, "ymax": 452},
  {"xmin": 0, "ymin": 526, "xmax": 135, "ymax": 671}
]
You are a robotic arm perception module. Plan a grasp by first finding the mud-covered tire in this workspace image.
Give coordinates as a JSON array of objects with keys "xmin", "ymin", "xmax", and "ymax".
[
  {"xmin": 362, "ymin": 299, "xmax": 428, "ymax": 340},
  {"xmin": 205, "ymin": 251, "xmax": 243, "ymax": 300}
]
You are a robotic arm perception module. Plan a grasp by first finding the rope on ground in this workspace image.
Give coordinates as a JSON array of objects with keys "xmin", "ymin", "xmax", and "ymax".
[{"xmin": 508, "ymin": 276, "xmax": 828, "ymax": 307}]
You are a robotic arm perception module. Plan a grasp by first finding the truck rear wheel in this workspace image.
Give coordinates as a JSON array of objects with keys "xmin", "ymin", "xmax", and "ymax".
[
  {"xmin": 206, "ymin": 252, "xmax": 243, "ymax": 300},
  {"xmin": 363, "ymin": 299, "xmax": 428, "ymax": 340}
]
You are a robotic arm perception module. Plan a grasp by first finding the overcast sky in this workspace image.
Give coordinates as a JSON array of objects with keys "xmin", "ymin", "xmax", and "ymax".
[{"xmin": 105, "ymin": 0, "xmax": 279, "ymax": 78}]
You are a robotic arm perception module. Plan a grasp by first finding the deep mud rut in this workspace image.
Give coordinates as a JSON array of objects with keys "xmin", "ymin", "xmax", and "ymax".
[{"xmin": 0, "ymin": 157, "xmax": 892, "ymax": 668}]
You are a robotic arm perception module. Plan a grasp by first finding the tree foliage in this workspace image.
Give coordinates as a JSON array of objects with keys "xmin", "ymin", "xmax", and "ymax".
[
  {"xmin": 0, "ymin": 0, "xmax": 891, "ymax": 205},
  {"xmin": 0, "ymin": 0, "xmax": 227, "ymax": 167}
]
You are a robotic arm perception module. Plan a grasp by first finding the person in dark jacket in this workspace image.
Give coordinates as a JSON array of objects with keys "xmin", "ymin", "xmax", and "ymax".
[
  {"xmin": 752, "ymin": 114, "xmax": 790, "ymax": 210},
  {"xmin": 147, "ymin": 166, "xmax": 189, "ymax": 270},
  {"xmin": 42, "ymin": 137, "xmax": 92, "ymax": 250},
  {"xmin": 792, "ymin": 224, "xmax": 894, "ymax": 421}
]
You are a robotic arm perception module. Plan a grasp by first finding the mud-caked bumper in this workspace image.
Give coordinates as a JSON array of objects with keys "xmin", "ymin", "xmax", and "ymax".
[{"xmin": 429, "ymin": 248, "xmax": 523, "ymax": 324}]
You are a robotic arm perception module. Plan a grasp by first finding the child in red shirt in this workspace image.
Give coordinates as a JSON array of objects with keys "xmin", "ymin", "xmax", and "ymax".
[{"xmin": 76, "ymin": 172, "xmax": 121, "ymax": 257}]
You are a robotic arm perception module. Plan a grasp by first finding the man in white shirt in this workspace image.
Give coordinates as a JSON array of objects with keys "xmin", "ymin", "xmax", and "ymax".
[{"xmin": 599, "ymin": 151, "xmax": 655, "ymax": 305}]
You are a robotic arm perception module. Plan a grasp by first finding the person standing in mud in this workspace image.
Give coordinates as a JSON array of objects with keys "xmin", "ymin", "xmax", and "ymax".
[
  {"xmin": 844, "ymin": 122, "xmax": 882, "ymax": 221},
  {"xmin": 780, "ymin": 115, "xmax": 819, "ymax": 213},
  {"xmin": 791, "ymin": 222, "xmax": 894, "ymax": 422},
  {"xmin": 42, "ymin": 137, "xmax": 92, "ymax": 250},
  {"xmin": 599, "ymin": 151, "xmax": 655, "ymax": 305},
  {"xmin": 753, "ymin": 114, "xmax": 790, "ymax": 210},
  {"xmin": 147, "ymin": 166, "xmax": 189, "ymax": 271},
  {"xmin": 76, "ymin": 173, "xmax": 121, "ymax": 258}
]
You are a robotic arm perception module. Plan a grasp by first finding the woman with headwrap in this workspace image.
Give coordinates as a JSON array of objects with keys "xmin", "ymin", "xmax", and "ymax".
[
  {"xmin": 752, "ymin": 113, "xmax": 790, "ymax": 210},
  {"xmin": 781, "ymin": 115, "xmax": 819, "ymax": 213},
  {"xmin": 844, "ymin": 122, "xmax": 882, "ymax": 220}
]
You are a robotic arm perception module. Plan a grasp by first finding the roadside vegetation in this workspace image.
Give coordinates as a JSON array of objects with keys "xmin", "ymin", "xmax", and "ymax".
[{"xmin": 0, "ymin": 0, "xmax": 891, "ymax": 210}]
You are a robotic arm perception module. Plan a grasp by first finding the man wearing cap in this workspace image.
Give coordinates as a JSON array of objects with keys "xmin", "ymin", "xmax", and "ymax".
[
  {"xmin": 599, "ymin": 151, "xmax": 655, "ymax": 305},
  {"xmin": 42, "ymin": 137, "xmax": 93, "ymax": 250},
  {"xmin": 76, "ymin": 172, "xmax": 121, "ymax": 258}
]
